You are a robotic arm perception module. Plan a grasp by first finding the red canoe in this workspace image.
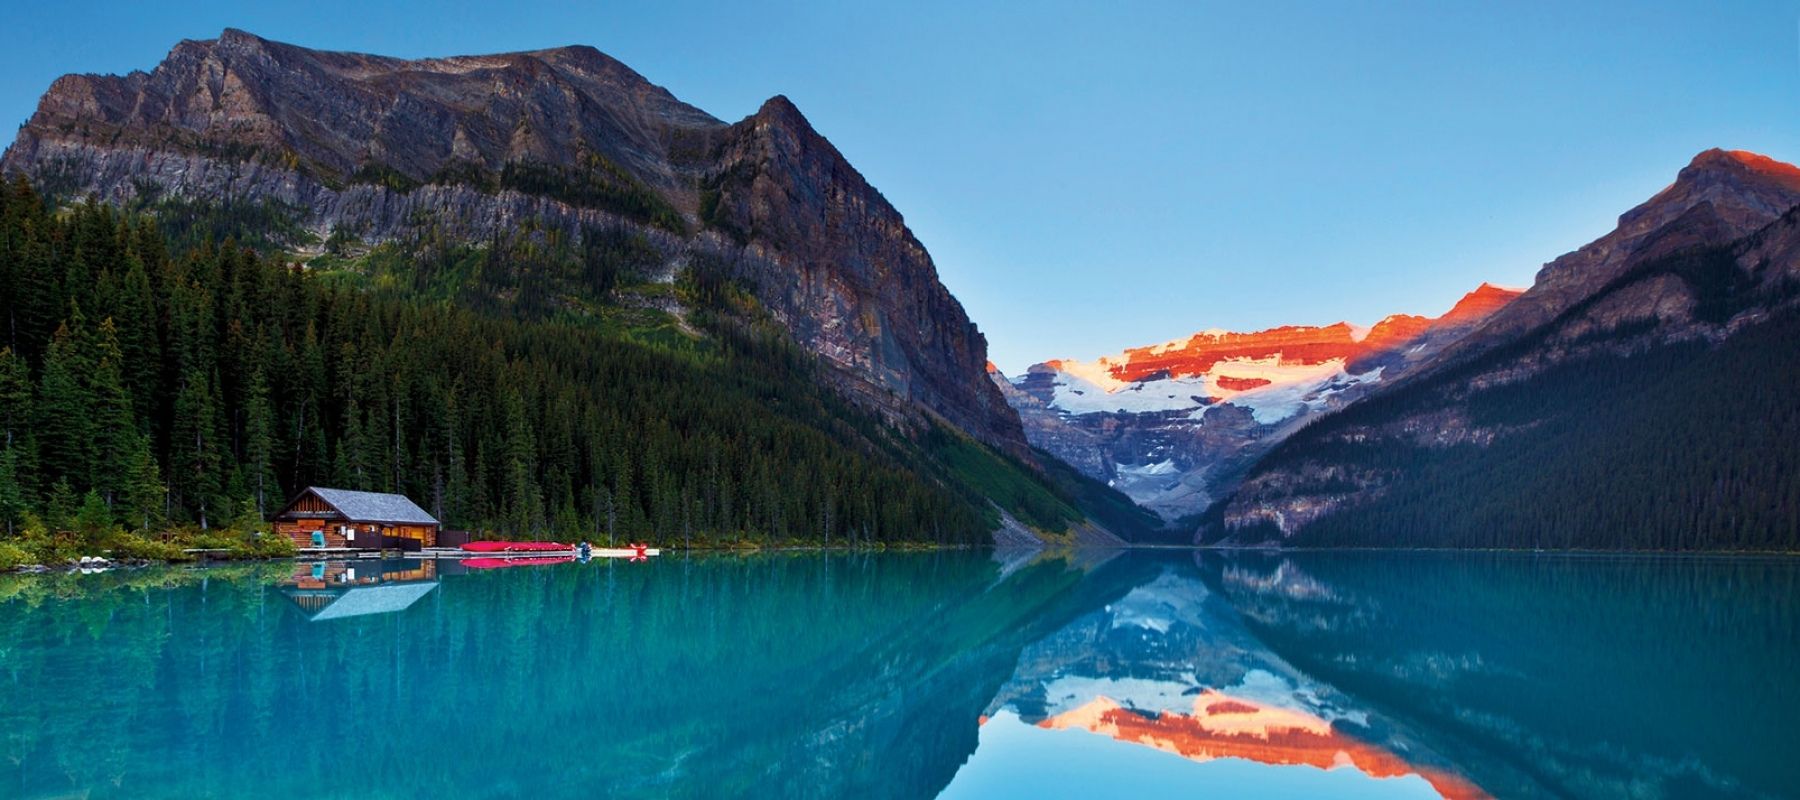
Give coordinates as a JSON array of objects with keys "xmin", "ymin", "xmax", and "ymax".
[
  {"xmin": 461, "ymin": 541, "xmax": 569, "ymax": 553},
  {"xmin": 462, "ymin": 556, "xmax": 576, "ymax": 569}
]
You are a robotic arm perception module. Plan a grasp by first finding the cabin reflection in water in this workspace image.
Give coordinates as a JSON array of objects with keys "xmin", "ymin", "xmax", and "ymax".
[{"xmin": 279, "ymin": 559, "xmax": 439, "ymax": 621}]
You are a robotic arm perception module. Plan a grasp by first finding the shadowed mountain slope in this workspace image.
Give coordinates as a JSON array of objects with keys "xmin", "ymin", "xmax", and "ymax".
[{"xmin": 1212, "ymin": 149, "xmax": 1800, "ymax": 549}]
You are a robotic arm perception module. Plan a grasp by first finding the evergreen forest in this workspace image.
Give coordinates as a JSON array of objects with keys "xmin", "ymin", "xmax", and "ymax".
[
  {"xmin": 0, "ymin": 179, "xmax": 1122, "ymax": 562},
  {"xmin": 1235, "ymin": 267, "xmax": 1800, "ymax": 551}
]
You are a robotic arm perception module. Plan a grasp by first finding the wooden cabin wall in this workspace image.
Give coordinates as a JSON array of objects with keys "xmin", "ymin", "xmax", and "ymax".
[
  {"xmin": 279, "ymin": 521, "xmax": 441, "ymax": 549},
  {"xmin": 277, "ymin": 520, "xmax": 351, "ymax": 549}
]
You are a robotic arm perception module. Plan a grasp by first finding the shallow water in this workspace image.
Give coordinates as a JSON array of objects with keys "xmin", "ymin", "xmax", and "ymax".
[{"xmin": 0, "ymin": 550, "xmax": 1794, "ymax": 799}]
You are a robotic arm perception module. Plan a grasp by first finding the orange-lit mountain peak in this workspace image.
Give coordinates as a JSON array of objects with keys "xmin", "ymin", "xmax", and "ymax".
[
  {"xmin": 1105, "ymin": 323, "xmax": 1365, "ymax": 382},
  {"xmin": 1721, "ymin": 149, "xmax": 1800, "ymax": 185},
  {"xmin": 1359, "ymin": 313, "xmax": 1434, "ymax": 350},
  {"xmin": 985, "ymin": 360, "xmax": 1000, "ymax": 374},
  {"xmin": 1681, "ymin": 148, "xmax": 1800, "ymax": 192},
  {"xmin": 1037, "ymin": 690, "xmax": 1492, "ymax": 800},
  {"xmin": 1439, "ymin": 283, "xmax": 1524, "ymax": 325}
]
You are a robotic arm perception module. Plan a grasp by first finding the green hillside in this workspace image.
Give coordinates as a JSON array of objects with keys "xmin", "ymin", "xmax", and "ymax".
[{"xmin": 0, "ymin": 179, "xmax": 1120, "ymax": 554}]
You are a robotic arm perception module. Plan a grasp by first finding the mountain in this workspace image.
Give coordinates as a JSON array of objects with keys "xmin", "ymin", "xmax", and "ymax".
[
  {"xmin": 0, "ymin": 28, "xmax": 1028, "ymax": 461},
  {"xmin": 994, "ymin": 284, "xmax": 1520, "ymax": 520},
  {"xmin": 0, "ymin": 31, "xmax": 1152, "ymax": 546},
  {"xmin": 1213, "ymin": 149, "xmax": 1800, "ymax": 549}
]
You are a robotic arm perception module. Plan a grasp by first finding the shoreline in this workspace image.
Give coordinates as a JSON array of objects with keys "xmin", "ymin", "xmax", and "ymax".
[{"xmin": 6, "ymin": 541, "xmax": 1799, "ymax": 576}]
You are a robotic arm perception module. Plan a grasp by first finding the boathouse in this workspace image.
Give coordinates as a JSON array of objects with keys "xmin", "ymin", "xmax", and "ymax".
[{"xmin": 272, "ymin": 487, "xmax": 441, "ymax": 550}]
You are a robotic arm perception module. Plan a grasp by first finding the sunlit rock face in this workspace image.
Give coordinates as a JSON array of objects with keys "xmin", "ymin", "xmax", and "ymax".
[
  {"xmin": 975, "ymin": 564, "xmax": 1490, "ymax": 798},
  {"xmin": 1, "ymin": 29, "xmax": 1032, "ymax": 460},
  {"xmin": 997, "ymin": 285, "xmax": 1520, "ymax": 519}
]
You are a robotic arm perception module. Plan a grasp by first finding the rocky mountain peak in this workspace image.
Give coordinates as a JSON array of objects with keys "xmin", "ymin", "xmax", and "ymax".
[
  {"xmin": 1424, "ymin": 150, "xmax": 1800, "ymax": 370},
  {"xmin": 1440, "ymin": 283, "xmax": 1526, "ymax": 324},
  {"xmin": 753, "ymin": 94, "xmax": 808, "ymax": 124},
  {"xmin": 1621, "ymin": 148, "xmax": 1800, "ymax": 234},
  {"xmin": 14, "ymin": 29, "xmax": 723, "ymax": 191},
  {"xmin": 2, "ymin": 31, "xmax": 1034, "ymax": 460}
]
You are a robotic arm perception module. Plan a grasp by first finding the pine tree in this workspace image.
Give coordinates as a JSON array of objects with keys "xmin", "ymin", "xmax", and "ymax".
[
  {"xmin": 241, "ymin": 370, "xmax": 277, "ymax": 516},
  {"xmin": 74, "ymin": 489, "xmax": 112, "ymax": 546},
  {"xmin": 171, "ymin": 368, "xmax": 223, "ymax": 529},
  {"xmin": 0, "ymin": 346, "xmax": 32, "ymax": 451},
  {"xmin": 89, "ymin": 318, "xmax": 138, "ymax": 511},
  {"xmin": 502, "ymin": 389, "xmax": 541, "ymax": 537},
  {"xmin": 95, "ymin": 253, "xmax": 161, "ymax": 423},
  {"xmin": 44, "ymin": 478, "xmax": 77, "ymax": 533},
  {"xmin": 0, "ymin": 448, "xmax": 27, "ymax": 537},
  {"xmin": 121, "ymin": 434, "xmax": 164, "ymax": 534},
  {"xmin": 36, "ymin": 310, "xmax": 96, "ymax": 491}
]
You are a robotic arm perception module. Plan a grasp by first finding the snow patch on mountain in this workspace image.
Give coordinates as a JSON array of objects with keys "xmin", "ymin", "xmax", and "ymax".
[
  {"xmin": 1048, "ymin": 370, "xmax": 1211, "ymax": 415},
  {"xmin": 1192, "ymin": 362, "xmax": 1385, "ymax": 425}
]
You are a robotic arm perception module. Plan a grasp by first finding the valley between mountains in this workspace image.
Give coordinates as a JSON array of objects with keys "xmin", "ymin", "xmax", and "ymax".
[
  {"xmin": 1002, "ymin": 148, "xmax": 1800, "ymax": 550},
  {"xmin": 2, "ymin": 30, "xmax": 1797, "ymax": 553}
]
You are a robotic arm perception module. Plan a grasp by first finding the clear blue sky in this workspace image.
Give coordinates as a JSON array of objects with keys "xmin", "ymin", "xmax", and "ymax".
[{"xmin": 4, "ymin": 2, "xmax": 1799, "ymax": 372}]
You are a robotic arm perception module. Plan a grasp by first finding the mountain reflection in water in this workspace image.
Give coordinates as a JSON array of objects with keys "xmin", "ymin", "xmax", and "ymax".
[
  {"xmin": 0, "ymin": 550, "xmax": 1794, "ymax": 799},
  {"xmin": 948, "ymin": 561, "xmax": 1488, "ymax": 799}
]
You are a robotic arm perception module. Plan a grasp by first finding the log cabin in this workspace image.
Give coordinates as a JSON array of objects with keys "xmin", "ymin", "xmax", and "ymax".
[{"xmin": 272, "ymin": 487, "xmax": 441, "ymax": 550}]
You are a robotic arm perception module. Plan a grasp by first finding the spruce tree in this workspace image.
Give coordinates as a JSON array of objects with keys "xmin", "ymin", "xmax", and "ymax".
[
  {"xmin": 241, "ymin": 370, "xmax": 277, "ymax": 516},
  {"xmin": 89, "ymin": 318, "xmax": 138, "ymax": 511},
  {"xmin": 171, "ymin": 368, "xmax": 223, "ymax": 529},
  {"xmin": 121, "ymin": 434, "xmax": 164, "ymax": 534},
  {"xmin": 35, "ymin": 311, "xmax": 96, "ymax": 491}
]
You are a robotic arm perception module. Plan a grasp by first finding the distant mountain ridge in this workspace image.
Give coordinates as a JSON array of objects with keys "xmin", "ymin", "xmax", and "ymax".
[
  {"xmin": 1, "ymin": 29, "xmax": 1031, "ymax": 461},
  {"xmin": 995, "ymin": 284, "xmax": 1520, "ymax": 520},
  {"xmin": 1396, "ymin": 149, "xmax": 1800, "ymax": 383},
  {"xmin": 1215, "ymin": 148, "xmax": 1800, "ymax": 548}
]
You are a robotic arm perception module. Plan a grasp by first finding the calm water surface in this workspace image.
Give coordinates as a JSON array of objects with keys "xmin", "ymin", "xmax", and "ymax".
[{"xmin": 0, "ymin": 550, "xmax": 1794, "ymax": 799}]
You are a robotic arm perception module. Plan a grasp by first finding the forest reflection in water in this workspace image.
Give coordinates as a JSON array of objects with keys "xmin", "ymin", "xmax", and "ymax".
[{"xmin": 0, "ymin": 549, "xmax": 1794, "ymax": 799}]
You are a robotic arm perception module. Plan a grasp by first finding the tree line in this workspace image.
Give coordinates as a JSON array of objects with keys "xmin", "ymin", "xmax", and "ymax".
[{"xmin": 0, "ymin": 177, "xmax": 1025, "ymax": 549}]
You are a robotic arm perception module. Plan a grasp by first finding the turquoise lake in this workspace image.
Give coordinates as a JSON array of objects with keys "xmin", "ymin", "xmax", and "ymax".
[{"xmin": 1, "ymin": 550, "xmax": 1795, "ymax": 799}]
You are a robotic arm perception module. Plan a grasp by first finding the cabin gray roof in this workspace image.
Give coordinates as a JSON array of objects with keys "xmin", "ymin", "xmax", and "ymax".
[{"xmin": 307, "ymin": 487, "xmax": 439, "ymax": 525}]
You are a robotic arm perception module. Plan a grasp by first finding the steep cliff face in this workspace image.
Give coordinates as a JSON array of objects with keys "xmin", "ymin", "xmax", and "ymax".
[
  {"xmin": 0, "ymin": 29, "xmax": 1030, "ymax": 458},
  {"xmin": 1217, "ymin": 149, "xmax": 1800, "ymax": 545},
  {"xmin": 701, "ymin": 97, "xmax": 1027, "ymax": 455},
  {"xmin": 997, "ymin": 285, "xmax": 1519, "ymax": 519}
]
